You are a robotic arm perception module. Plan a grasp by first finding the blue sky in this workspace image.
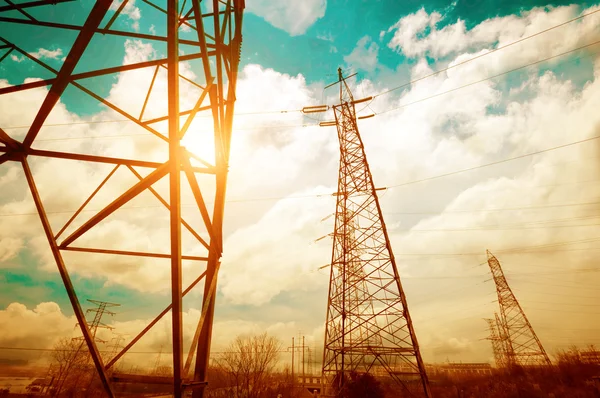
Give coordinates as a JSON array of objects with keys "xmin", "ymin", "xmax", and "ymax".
[{"xmin": 1, "ymin": 0, "xmax": 600, "ymax": 367}]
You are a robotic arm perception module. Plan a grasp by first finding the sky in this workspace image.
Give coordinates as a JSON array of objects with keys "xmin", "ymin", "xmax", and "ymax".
[{"xmin": 1, "ymin": 0, "xmax": 600, "ymax": 373}]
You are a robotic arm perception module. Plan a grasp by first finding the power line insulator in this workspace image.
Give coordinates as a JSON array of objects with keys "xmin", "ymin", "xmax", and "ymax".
[{"xmin": 302, "ymin": 105, "xmax": 328, "ymax": 114}]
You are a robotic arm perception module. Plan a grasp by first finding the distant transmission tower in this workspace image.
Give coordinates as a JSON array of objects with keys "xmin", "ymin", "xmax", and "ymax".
[
  {"xmin": 484, "ymin": 314, "xmax": 508, "ymax": 368},
  {"xmin": 487, "ymin": 250, "xmax": 551, "ymax": 367},
  {"xmin": 74, "ymin": 300, "xmax": 120, "ymax": 343},
  {"xmin": 320, "ymin": 68, "xmax": 431, "ymax": 397}
]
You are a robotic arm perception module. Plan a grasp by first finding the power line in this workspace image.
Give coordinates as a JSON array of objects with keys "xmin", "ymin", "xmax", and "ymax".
[
  {"xmin": 524, "ymin": 307, "xmax": 600, "ymax": 315},
  {"xmin": 373, "ymin": 8, "xmax": 600, "ymax": 98},
  {"xmin": 394, "ymin": 236, "xmax": 600, "ymax": 257},
  {"xmin": 403, "ymin": 222, "xmax": 600, "ymax": 233},
  {"xmin": 386, "ymin": 126, "xmax": 600, "ymax": 189},
  {"xmin": 510, "ymin": 279, "xmax": 600, "ymax": 292},
  {"xmin": 3, "ymin": 157, "xmax": 600, "ymax": 219},
  {"xmin": 525, "ymin": 300, "xmax": 600, "ymax": 308},
  {"xmin": 2, "ymin": 24, "xmax": 598, "ymax": 137},
  {"xmin": 373, "ymin": 39, "xmax": 600, "ymax": 116},
  {"xmin": 387, "ymin": 201, "xmax": 600, "ymax": 215},
  {"xmin": 513, "ymin": 289, "xmax": 599, "ymax": 300}
]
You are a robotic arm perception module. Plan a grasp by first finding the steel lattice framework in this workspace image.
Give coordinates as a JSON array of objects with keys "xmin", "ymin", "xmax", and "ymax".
[
  {"xmin": 484, "ymin": 313, "xmax": 508, "ymax": 369},
  {"xmin": 321, "ymin": 68, "xmax": 431, "ymax": 398},
  {"xmin": 487, "ymin": 250, "xmax": 551, "ymax": 368},
  {"xmin": 0, "ymin": 1, "xmax": 243, "ymax": 397}
]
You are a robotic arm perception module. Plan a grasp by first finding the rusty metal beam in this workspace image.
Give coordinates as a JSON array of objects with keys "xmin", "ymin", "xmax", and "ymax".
[
  {"xmin": 142, "ymin": 104, "xmax": 212, "ymax": 125},
  {"xmin": 4, "ymin": 0, "xmax": 38, "ymax": 21},
  {"xmin": 103, "ymin": 0, "xmax": 129, "ymax": 30},
  {"xmin": 182, "ymin": 156, "xmax": 216, "ymax": 247},
  {"xmin": 21, "ymin": 158, "xmax": 114, "ymax": 398},
  {"xmin": 142, "ymin": 0, "xmax": 196, "ymax": 31},
  {"xmin": 61, "ymin": 246, "xmax": 209, "ymax": 261},
  {"xmin": 55, "ymin": 165, "xmax": 120, "ymax": 240},
  {"xmin": 140, "ymin": 65, "xmax": 160, "ymax": 121},
  {"xmin": 127, "ymin": 165, "xmax": 210, "ymax": 250},
  {"xmin": 0, "ymin": 16, "xmax": 203, "ymax": 47},
  {"xmin": 0, "ymin": 128, "xmax": 19, "ymax": 150},
  {"xmin": 183, "ymin": 261, "xmax": 220, "ymax": 376},
  {"xmin": 28, "ymin": 148, "xmax": 170, "ymax": 169},
  {"xmin": 22, "ymin": 0, "xmax": 112, "ymax": 148},
  {"xmin": 105, "ymin": 270, "xmax": 207, "ymax": 370},
  {"xmin": 0, "ymin": 153, "xmax": 11, "ymax": 165},
  {"xmin": 59, "ymin": 162, "xmax": 170, "ymax": 247},
  {"xmin": 0, "ymin": 51, "xmax": 210, "ymax": 95},
  {"xmin": 0, "ymin": 0, "xmax": 73, "ymax": 12},
  {"xmin": 112, "ymin": 373, "xmax": 172, "ymax": 385},
  {"xmin": 179, "ymin": 80, "xmax": 213, "ymax": 139},
  {"xmin": 167, "ymin": 1, "xmax": 183, "ymax": 396}
]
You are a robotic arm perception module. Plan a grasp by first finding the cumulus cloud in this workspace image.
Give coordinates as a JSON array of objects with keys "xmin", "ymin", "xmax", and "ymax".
[
  {"xmin": 219, "ymin": 187, "xmax": 334, "ymax": 305},
  {"xmin": 10, "ymin": 47, "xmax": 63, "ymax": 63},
  {"xmin": 0, "ymin": 303, "xmax": 75, "ymax": 352},
  {"xmin": 0, "ymin": 300, "xmax": 325, "ymax": 370},
  {"xmin": 0, "ymin": 237, "xmax": 23, "ymax": 263},
  {"xmin": 388, "ymin": 5, "xmax": 600, "ymax": 60},
  {"xmin": 344, "ymin": 36, "xmax": 380, "ymax": 72},
  {"xmin": 109, "ymin": 0, "xmax": 141, "ymax": 32},
  {"xmin": 246, "ymin": 0, "xmax": 327, "ymax": 36}
]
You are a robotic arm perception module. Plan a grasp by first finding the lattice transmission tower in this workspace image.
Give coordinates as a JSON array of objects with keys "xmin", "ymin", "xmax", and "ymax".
[
  {"xmin": 487, "ymin": 250, "xmax": 551, "ymax": 367},
  {"xmin": 0, "ymin": 1, "xmax": 244, "ymax": 397},
  {"xmin": 74, "ymin": 300, "xmax": 120, "ymax": 343},
  {"xmin": 321, "ymin": 68, "xmax": 431, "ymax": 397},
  {"xmin": 484, "ymin": 313, "xmax": 508, "ymax": 368}
]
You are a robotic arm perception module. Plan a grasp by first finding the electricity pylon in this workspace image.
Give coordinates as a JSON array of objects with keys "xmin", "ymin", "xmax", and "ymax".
[
  {"xmin": 0, "ymin": 2, "xmax": 244, "ymax": 397},
  {"xmin": 321, "ymin": 68, "xmax": 431, "ymax": 397},
  {"xmin": 74, "ymin": 300, "xmax": 120, "ymax": 343},
  {"xmin": 487, "ymin": 250, "xmax": 551, "ymax": 367},
  {"xmin": 484, "ymin": 314, "xmax": 508, "ymax": 368}
]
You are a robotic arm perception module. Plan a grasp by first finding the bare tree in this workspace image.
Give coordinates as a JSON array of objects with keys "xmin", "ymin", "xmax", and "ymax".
[
  {"xmin": 47, "ymin": 338, "xmax": 90, "ymax": 396},
  {"xmin": 217, "ymin": 332, "xmax": 282, "ymax": 398}
]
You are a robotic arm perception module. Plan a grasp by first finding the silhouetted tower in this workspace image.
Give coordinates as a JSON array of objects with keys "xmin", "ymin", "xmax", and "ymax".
[
  {"xmin": 321, "ymin": 68, "xmax": 431, "ymax": 397},
  {"xmin": 484, "ymin": 314, "xmax": 508, "ymax": 368},
  {"xmin": 108, "ymin": 334, "xmax": 127, "ymax": 363},
  {"xmin": 487, "ymin": 250, "xmax": 551, "ymax": 366},
  {"xmin": 87, "ymin": 300, "xmax": 120, "ymax": 340},
  {"xmin": 73, "ymin": 300, "xmax": 120, "ymax": 344}
]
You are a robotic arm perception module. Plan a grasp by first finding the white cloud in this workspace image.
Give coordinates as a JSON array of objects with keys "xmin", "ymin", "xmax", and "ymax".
[
  {"xmin": 31, "ymin": 48, "xmax": 63, "ymax": 60},
  {"xmin": 388, "ymin": 5, "xmax": 600, "ymax": 60},
  {"xmin": 0, "ymin": 301, "xmax": 324, "ymax": 370},
  {"xmin": 220, "ymin": 187, "xmax": 334, "ymax": 305},
  {"xmin": 0, "ymin": 237, "xmax": 23, "ymax": 263},
  {"xmin": 10, "ymin": 48, "xmax": 63, "ymax": 63},
  {"xmin": 344, "ymin": 35, "xmax": 380, "ymax": 72},
  {"xmin": 246, "ymin": 0, "xmax": 327, "ymax": 36},
  {"xmin": 0, "ymin": 302, "xmax": 75, "ymax": 353},
  {"xmin": 317, "ymin": 32, "xmax": 334, "ymax": 42},
  {"xmin": 110, "ymin": 0, "xmax": 141, "ymax": 32}
]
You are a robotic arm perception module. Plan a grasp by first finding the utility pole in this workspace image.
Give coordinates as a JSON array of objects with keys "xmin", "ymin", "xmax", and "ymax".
[
  {"xmin": 288, "ymin": 337, "xmax": 295, "ymax": 388},
  {"xmin": 319, "ymin": 68, "xmax": 431, "ymax": 397},
  {"xmin": 303, "ymin": 335, "xmax": 305, "ymax": 383},
  {"xmin": 288, "ymin": 335, "xmax": 307, "ymax": 387},
  {"xmin": 487, "ymin": 250, "xmax": 551, "ymax": 367}
]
